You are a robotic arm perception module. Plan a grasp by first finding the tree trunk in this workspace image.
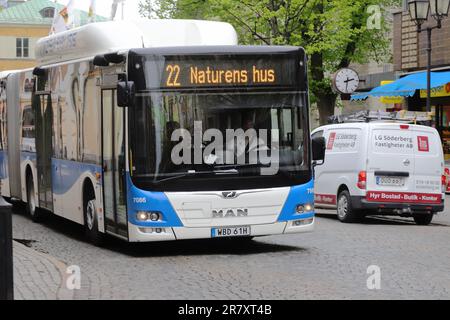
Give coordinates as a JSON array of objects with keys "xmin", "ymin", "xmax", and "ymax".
[
  {"xmin": 317, "ymin": 93, "xmax": 337, "ymax": 125},
  {"xmin": 310, "ymin": 52, "xmax": 337, "ymax": 125}
]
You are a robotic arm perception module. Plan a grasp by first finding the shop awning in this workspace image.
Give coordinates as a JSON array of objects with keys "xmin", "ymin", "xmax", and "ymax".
[{"xmin": 351, "ymin": 71, "xmax": 450, "ymax": 101}]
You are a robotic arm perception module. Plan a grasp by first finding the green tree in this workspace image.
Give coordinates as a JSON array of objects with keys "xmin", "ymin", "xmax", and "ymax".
[
  {"xmin": 139, "ymin": 0, "xmax": 210, "ymax": 19},
  {"xmin": 139, "ymin": 0, "xmax": 401, "ymax": 124}
]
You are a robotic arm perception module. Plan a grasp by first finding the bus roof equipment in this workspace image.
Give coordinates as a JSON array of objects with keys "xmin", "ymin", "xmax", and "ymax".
[{"xmin": 35, "ymin": 19, "xmax": 238, "ymax": 66}]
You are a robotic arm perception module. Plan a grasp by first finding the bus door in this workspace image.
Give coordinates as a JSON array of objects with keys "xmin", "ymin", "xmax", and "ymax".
[
  {"xmin": 101, "ymin": 89, "xmax": 128, "ymax": 239},
  {"xmin": 34, "ymin": 93, "xmax": 53, "ymax": 211}
]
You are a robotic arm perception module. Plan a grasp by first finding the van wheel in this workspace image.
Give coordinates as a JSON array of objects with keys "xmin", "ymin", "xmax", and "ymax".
[
  {"xmin": 84, "ymin": 193, "xmax": 104, "ymax": 246},
  {"xmin": 337, "ymin": 190, "xmax": 358, "ymax": 223},
  {"xmin": 413, "ymin": 214, "xmax": 433, "ymax": 226},
  {"xmin": 26, "ymin": 174, "xmax": 43, "ymax": 223}
]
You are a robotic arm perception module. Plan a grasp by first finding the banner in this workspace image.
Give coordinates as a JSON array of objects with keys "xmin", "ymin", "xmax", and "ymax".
[
  {"xmin": 50, "ymin": 0, "xmax": 75, "ymax": 34},
  {"xmin": 420, "ymin": 82, "xmax": 450, "ymax": 98}
]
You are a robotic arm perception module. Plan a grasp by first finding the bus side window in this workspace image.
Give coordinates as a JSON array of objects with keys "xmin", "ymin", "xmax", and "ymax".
[{"xmin": 21, "ymin": 106, "xmax": 35, "ymax": 152}]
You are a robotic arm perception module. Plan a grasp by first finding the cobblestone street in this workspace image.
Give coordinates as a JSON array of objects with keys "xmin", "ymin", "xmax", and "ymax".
[{"xmin": 11, "ymin": 197, "xmax": 450, "ymax": 300}]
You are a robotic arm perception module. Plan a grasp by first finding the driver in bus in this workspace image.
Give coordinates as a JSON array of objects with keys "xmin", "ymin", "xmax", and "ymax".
[{"xmin": 209, "ymin": 117, "xmax": 269, "ymax": 165}]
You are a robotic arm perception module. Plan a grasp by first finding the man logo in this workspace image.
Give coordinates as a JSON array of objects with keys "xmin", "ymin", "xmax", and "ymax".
[
  {"xmin": 212, "ymin": 208, "xmax": 249, "ymax": 218},
  {"xmin": 222, "ymin": 191, "xmax": 238, "ymax": 199}
]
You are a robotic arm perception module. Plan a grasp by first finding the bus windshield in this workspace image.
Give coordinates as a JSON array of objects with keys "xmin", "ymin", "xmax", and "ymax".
[
  {"xmin": 127, "ymin": 49, "xmax": 311, "ymax": 191},
  {"xmin": 129, "ymin": 91, "xmax": 311, "ymax": 192}
]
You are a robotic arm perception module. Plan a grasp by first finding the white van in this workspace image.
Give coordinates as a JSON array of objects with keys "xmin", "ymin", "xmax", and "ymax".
[{"xmin": 312, "ymin": 122, "xmax": 445, "ymax": 225}]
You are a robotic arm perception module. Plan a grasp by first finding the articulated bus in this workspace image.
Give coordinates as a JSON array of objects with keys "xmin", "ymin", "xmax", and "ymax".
[{"xmin": 0, "ymin": 20, "xmax": 325, "ymax": 244}]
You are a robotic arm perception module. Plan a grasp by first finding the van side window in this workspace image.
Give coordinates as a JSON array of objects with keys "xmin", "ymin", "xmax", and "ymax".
[{"xmin": 312, "ymin": 130, "xmax": 323, "ymax": 139}]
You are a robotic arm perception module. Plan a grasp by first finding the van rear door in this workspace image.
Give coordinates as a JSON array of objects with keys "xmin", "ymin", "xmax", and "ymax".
[
  {"xmin": 411, "ymin": 126, "xmax": 442, "ymax": 197},
  {"xmin": 367, "ymin": 124, "xmax": 415, "ymax": 199}
]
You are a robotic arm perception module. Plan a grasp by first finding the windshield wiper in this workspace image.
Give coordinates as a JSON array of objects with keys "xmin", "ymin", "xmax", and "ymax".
[{"xmin": 152, "ymin": 169, "xmax": 239, "ymax": 184}]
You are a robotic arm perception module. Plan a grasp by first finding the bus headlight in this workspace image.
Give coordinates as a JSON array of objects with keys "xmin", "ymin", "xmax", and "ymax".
[
  {"xmin": 136, "ymin": 211, "xmax": 149, "ymax": 221},
  {"xmin": 296, "ymin": 203, "xmax": 314, "ymax": 214},
  {"xmin": 136, "ymin": 211, "xmax": 162, "ymax": 222},
  {"xmin": 150, "ymin": 212, "xmax": 160, "ymax": 222}
]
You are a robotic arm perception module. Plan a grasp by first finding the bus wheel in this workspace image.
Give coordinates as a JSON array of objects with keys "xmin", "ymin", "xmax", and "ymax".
[
  {"xmin": 26, "ymin": 174, "xmax": 43, "ymax": 223},
  {"xmin": 413, "ymin": 213, "xmax": 433, "ymax": 226},
  {"xmin": 84, "ymin": 193, "xmax": 104, "ymax": 246},
  {"xmin": 336, "ymin": 190, "xmax": 358, "ymax": 223}
]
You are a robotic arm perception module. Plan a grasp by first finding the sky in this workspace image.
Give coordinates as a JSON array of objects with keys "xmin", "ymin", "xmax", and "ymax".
[{"xmin": 55, "ymin": 0, "xmax": 143, "ymax": 21}]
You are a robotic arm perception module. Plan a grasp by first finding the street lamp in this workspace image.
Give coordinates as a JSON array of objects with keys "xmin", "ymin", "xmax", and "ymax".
[
  {"xmin": 408, "ymin": 0, "xmax": 450, "ymax": 113},
  {"xmin": 408, "ymin": 0, "xmax": 430, "ymax": 26},
  {"xmin": 430, "ymin": 0, "xmax": 450, "ymax": 20}
]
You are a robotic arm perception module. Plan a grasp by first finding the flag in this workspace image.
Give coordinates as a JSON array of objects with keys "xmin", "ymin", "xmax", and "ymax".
[
  {"xmin": 111, "ymin": 0, "xmax": 126, "ymax": 20},
  {"xmin": 50, "ymin": 0, "xmax": 75, "ymax": 34},
  {"xmin": 88, "ymin": 0, "xmax": 96, "ymax": 23},
  {"xmin": 0, "ymin": 0, "xmax": 8, "ymax": 11}
]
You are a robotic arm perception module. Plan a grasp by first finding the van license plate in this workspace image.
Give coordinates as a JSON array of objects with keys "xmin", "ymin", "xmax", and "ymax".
[
  {"xmin": 376, "ymin": 176, "xmax": 405, "ymax": 187},
  {"xmin": 212, "ymin": 226, "xmax": 251, "ymax": 238}
]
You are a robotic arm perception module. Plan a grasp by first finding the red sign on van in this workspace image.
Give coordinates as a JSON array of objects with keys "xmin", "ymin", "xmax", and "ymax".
[
  {"xmin": 315, "ymin": 194, "xmax": 337, "ymax": 205},
  {"xmin": 327, "ymin": 132, "xmax": 336, "ymax": 150},
  {"xmin": 417, "ymin": 136, "xmax": 429, "ymax": 152},
  {"xmin": 366, "ymin": 191, "xmax": 441, "ymax": 204}
]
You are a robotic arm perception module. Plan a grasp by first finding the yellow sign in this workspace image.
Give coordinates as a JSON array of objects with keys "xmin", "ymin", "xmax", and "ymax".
[
  {"xmin": 420, "ymin": 83, "xmax": 450, "ymax": 98},
  {"xmin": 379, "ymin": 81, "xmax": 403, "ymax": 104},
  {"xmin": 380, "ymin": 96, "xmax": 404, "ymax": 104}
]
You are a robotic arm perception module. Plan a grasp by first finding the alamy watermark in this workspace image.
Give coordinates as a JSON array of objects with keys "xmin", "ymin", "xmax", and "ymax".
[
  {"xmin": 367, "ymin": 5, "xmax": 382, "ymax": 30},
  {"xmin": 66, "ymin": 265, "xmax": 81, "ymax": 290},
  {"xmin": 366, "ymin": 265, "xmax": 381, "ymax": 290}
]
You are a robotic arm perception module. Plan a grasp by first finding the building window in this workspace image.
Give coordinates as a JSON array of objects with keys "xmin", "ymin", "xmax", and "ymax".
[
  {"xmin": 16, "ymin": 38, "xmax": 29, "ymax": 58},
  {"xmin": 40, "ymin": 7, "xmax": 55, "ymax": 18}
]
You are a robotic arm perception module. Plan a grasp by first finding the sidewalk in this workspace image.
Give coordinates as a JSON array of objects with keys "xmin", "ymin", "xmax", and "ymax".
[{"xmin": 13, "ymin": 241, "xmax": 74, "ymax": 300}]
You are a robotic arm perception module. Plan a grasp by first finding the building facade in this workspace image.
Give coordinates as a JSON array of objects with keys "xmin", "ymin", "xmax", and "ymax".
[
  {"xmin": 340, "ymin": 7, "xmax": 398, "ymax": 116},
  {"xmin": 393, "ymin": 5, "xmax": 450, "ymax": 159},
  {"xmin": 0, "ymin": 0, "xmax": 107, "ymax": 71}
]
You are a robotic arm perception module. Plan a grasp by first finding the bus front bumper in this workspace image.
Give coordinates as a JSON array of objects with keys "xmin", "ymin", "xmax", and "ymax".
[{"xmin": 127, "ymin": 218, "xmax": 315, "ymax": 242}]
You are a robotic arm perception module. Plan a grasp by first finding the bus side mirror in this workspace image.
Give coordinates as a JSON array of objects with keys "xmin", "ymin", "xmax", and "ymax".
[
  {"xmin": 117, "ymin": 81, "xmax": 135, "ymax": 107},
  {"xmin": 312, "ymin": 136, "xmax": 326, "ymax": 163}
]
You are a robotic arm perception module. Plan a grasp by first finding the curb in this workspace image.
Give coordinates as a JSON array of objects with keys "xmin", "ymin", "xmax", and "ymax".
[{"xmin": 13, "ymin": 241, "xmax": 75, "ymax": 300}]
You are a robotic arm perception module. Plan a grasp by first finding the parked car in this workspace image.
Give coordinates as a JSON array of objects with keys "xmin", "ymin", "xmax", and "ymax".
[{"xmin": 312, "ymin": 122, "xmax": 445, "ymax": 225}]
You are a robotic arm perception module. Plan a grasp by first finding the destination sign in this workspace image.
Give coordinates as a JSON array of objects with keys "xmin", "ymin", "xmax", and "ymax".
[{"xmin": 140, "ymin": 54, "xmax": 300, "ymax": 90}]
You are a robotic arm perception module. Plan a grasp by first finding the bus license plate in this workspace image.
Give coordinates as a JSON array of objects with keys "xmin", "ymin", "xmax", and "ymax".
[
  {"xmin": 376, "ymin": 176, "xmax": 405, "ymax": 187},
  {"xmin": 212, "ymin": 226, "xmax": 251, "ymax": 238}
]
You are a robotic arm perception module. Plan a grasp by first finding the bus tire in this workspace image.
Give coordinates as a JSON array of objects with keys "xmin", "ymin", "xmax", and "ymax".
[
  {"xmin": 83, "ymin": 186, "xmax": 104, "ymax": 246},
  {"xmin": 336, "ymin": 190, "xmax": 358, "ymax": 223},
  {"xmin": 26, "ymin": 173, "xmax": 43, "ymax": 223},
  {"xmin": 413, "ymin": 213, "xmax": 433, "ymax": 226}
]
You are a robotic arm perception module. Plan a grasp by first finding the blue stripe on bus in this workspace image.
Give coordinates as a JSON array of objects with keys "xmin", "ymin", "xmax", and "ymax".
[
  {"xmin": 51, "ymin": 158, "xmax": 101, "ymax": 195},
  {"xmin": 277, "ymin": 179, "xmax": 315, "ymax": 222},
  {"xmin": 126, "ymin": 173, "xmax": 184, "ymax": 228}
]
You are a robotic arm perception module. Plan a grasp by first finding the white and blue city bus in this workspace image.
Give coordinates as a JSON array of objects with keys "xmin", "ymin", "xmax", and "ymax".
[{"xmin": 0, "ymin": 20, "xmax": 325, "ymax": 244}]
